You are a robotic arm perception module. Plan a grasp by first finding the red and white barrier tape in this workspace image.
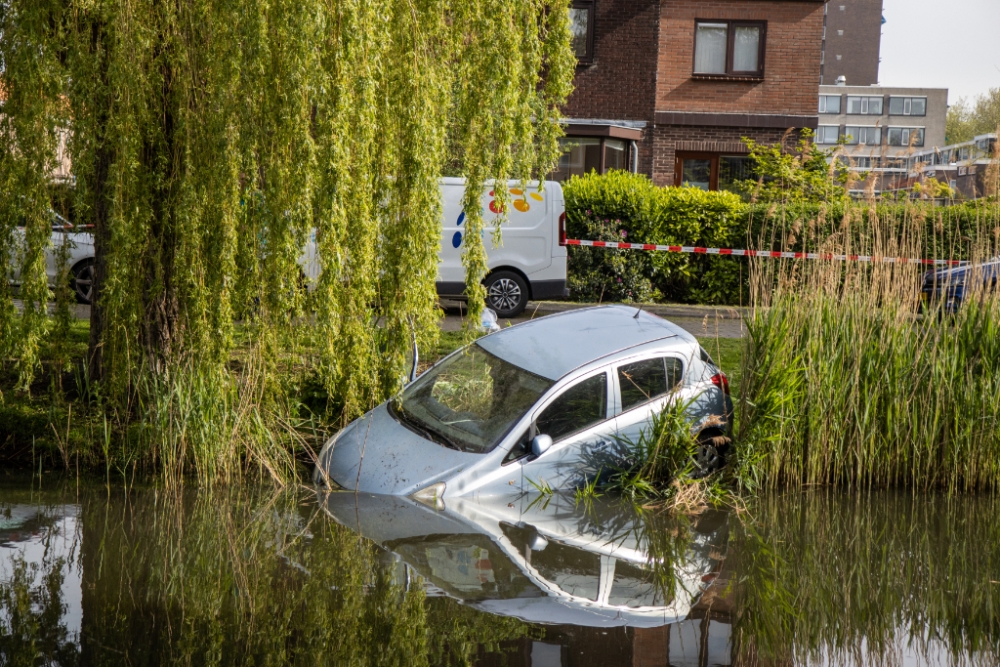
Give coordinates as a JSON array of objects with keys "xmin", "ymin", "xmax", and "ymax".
[{"xmin": 561, "ymin": 239, "xmax": 964, "ymax": 267}]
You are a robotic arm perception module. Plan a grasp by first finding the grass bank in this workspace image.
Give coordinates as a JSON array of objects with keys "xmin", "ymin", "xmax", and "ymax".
[{"xmin": 0, "ymin": 314, "xmax": 741, "ymax": 479}]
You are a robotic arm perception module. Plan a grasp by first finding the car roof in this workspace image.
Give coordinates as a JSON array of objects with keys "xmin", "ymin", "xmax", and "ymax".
[{"xmin": 476, "ymin": 305, "xmax": 692, "ymax": 381}]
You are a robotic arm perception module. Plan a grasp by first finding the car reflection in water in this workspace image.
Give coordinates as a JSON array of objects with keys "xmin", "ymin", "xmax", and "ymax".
[{"xmin": 320, "ymin": 491, "xmax": 734, "ymax": 666}]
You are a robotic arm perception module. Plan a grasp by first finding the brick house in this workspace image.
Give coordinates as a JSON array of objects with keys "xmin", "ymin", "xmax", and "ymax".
[{"xmin": 554, "ymin": 0, "xmax": 828, "ymax": 191}]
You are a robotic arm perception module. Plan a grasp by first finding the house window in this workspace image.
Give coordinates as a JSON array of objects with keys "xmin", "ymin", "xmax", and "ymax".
[
  {"xmin": 693, "ymin": 21, "xmax": 766, "ymax": 78},
  {"xmin": 847, "ymin": 96, "xmax": 884, "ymax": 115},
  {"xmin": 552, "ymin": 136, "xmax": 634, "ymax": 181},
  {"xmin": 888, "ymin": 97, "xmax": 927, "ymax": 116},
  {"xmin": 843, "ymin": 126, "xmax": 881, "ymax": 146},
  {"xmin": 887, "ymin": 127, "xmax": 925, "ymax": 147},
  {"xmin": 819, "ymin": 95, "xmax": 842, "ymax": 114},
  {"xmin": 853, "ymin": 156, "xmax": 882, "ymax": 169},
  {"xmin": 569, "ymin": 1, "xmax": 596, "ymax": 64},
  {"xmin": 675, "ymin": 153, "xmax": 753, "ymax": 192},
  {"xmin": 816, "ymin": 125, "xmax": 841, "ymax": 144}
]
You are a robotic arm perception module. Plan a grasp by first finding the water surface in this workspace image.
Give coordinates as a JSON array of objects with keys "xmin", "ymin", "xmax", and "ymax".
[{"xmin": 0, "ymin": 481, "xmax": 997, "ymax": 666}]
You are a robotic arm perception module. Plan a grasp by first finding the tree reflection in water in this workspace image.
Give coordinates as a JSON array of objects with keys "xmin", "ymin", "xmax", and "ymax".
[
  {"xmin": 1, "ymin": 485, "xmax": 999, "ymax": 666},
  {"xmin": 730, "ymin": 491, "xmax": 1000, "ymax": 666}
]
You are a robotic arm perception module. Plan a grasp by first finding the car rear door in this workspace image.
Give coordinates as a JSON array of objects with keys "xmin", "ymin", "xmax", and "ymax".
[{"xmin": 612, "ymin": 354, "xmax": 695, "ymax": 448}]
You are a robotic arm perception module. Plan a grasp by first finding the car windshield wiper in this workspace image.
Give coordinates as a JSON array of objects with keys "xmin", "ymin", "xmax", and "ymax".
[{"xmin": 390, "ymin": 399, "xmax": 464, "ymax": 452}]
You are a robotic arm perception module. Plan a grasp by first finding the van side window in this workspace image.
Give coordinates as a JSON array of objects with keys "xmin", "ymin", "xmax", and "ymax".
[
  {"xmin": 535, "ymin": 373, "xmax": 607, "ymax": 443},
  {"xmin": 618, "ymin": 358, "xmax": 684, "ymax": 412}
]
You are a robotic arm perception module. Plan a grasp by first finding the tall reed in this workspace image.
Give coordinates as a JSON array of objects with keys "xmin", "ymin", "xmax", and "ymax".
[{"xmin": 736, "ymin": 199, "xmax": 1000, "ymax": 492}]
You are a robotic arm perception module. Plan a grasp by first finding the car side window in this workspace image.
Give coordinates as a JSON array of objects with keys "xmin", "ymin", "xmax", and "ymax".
[
  {"xmin": 618, "ymin": 358, "xmax": 684, "ymax": 412},
  {"xmin": 503, "ymin": 429, "xmax": 531, "ymax": 465},
  {"xmin": 535, "ymin": 373, "xmax": 607, "ymax": 443}
]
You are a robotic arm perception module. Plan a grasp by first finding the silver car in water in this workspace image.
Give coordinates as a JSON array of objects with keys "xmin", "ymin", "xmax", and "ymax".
[{"xmin": 315, "ymin": 305, "xmax": 733, "ymax": 500}]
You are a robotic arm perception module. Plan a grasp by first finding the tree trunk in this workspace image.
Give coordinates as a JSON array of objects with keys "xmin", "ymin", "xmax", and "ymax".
[{"xmin": 85, "ymin": 142, "xmax": 112, "ymax": 383}]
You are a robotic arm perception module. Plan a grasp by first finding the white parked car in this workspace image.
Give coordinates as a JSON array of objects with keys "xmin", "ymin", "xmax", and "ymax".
[{"xmin": 10, "ymin": 212, "xmax": 95, "ymax": 304}]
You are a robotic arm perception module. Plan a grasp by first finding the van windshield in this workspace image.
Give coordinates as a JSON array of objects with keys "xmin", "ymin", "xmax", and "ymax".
[{"xmin": 391, "ymin": 344, "xmax": 553, "ymax": 454}]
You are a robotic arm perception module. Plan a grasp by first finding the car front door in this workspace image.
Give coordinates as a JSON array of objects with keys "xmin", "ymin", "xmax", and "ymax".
[{"xmin": 513, "ymin": 369, "xmax": 618, "ymax": 492}]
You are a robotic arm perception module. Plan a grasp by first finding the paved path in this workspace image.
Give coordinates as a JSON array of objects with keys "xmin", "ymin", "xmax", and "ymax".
[
  {"xmin": 440, "ymin": 299, "xmax": 745, "ymax": 338},
  {"xmin": 30, "ymin": 299, "xmax": 746, "ymax": 339}
]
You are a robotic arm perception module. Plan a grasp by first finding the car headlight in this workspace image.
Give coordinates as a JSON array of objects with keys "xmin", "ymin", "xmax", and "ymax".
[{"xmin": 411, "ymin": 482, "xmax": 446, "ymax": 510}]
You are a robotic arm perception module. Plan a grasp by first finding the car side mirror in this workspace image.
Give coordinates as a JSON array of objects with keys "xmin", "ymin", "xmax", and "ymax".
[{"xmin": 530, "ymin": 434, "xmax": 552, "ymax": 458}]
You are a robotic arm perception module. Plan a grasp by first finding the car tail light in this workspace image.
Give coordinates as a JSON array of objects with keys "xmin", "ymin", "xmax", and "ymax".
[
  {"xmin": 558, "ymin": 212, "xmax": 566, "ymax": 246},
  {"xmin": 711, "ymin": 372, "xmax": 730, "ymax": 396}
]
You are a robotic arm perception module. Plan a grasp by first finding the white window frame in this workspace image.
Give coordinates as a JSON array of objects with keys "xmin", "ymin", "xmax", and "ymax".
[
  {"xmin": 843, "ymin": 127, "xmax": 881, "ymax": 146},
  {"xmin": 888, "ymin": 96, "xmax": 927, "ymax": 117},
  {"xmin": 887, "ymin": 127, "xmax": 926, "ymax": 148},
  {"xmin": 847, "ymin": 96, "xmax": 884, "ymax": 116},
  {"xmin": 819, "ymin": 95, "xmax": 841, "ymax": 114},
  {"xmin": 816, "ymin": 125, "xmax": 841, "ymax": 145}
]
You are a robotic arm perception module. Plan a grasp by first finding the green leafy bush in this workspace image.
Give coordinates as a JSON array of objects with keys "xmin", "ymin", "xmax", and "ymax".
[
  {"xmin": 563, "ymin": 171, "xmax": 1000, "ymax": 306},
  {"xmin": 565, "ymin": 209, "xmax": 658, "ymax": 303},
  {"xmin": 563, "ymin": 171, "xmax": 746, "ymax": 304}
]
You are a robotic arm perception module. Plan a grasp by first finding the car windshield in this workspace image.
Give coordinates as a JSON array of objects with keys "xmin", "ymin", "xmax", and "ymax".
[{"xmin": 391, "ymin": 343, "xmax": 553, "ymax": 454}]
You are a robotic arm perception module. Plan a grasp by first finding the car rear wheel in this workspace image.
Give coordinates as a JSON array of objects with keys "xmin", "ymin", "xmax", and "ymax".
[
  {"xmin": 692, "ymin": 432, "xmax": 731, "ymax": 478},
  {"xmin": 484, "ymin": 271, "xmax": 528, "ymax": 318},
  {"xmin": 72, "ymin": 260, "xmax": 95, "ymax": 305}
]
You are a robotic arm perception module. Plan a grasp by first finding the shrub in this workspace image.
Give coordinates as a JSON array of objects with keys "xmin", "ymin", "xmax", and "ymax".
[
  {"xmin": 562, "ymin": 171, "xmax": 747, "ymax": 304},
  {"xmin": 563, "ymin": 171, "xmax": 1000, "ymax": 306},
  {"xmin": 565, "ymin": 209, "xmax": 658, "ymax": 303}
]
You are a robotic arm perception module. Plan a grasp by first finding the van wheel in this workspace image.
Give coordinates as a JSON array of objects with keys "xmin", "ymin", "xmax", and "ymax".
[
  {"xmin": 71, "ymin": 260, "xmax": 95, "ymax": 305},
  {"xmin": 484, "ymin": 271, "xmax": 528, "ymax": 318}
]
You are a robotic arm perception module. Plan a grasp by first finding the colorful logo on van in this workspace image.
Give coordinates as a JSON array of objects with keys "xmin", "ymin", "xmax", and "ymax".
[{"xmin": 453, "ymin": 187, "xmax": 544, "ymax": 248}]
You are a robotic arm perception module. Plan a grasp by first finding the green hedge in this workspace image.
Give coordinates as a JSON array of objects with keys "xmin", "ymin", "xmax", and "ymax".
[
  {"xmin": 563, "ymin": 171, "xmax": 1000, "ymax": 305},
  {"xmin": 563, "ymin": 171, "xmax": 746, "ymax": 304}
]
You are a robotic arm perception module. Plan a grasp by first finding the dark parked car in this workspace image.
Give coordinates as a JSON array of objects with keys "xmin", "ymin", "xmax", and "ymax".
[{"xmin": 921, "ymin": 259, "xmax": 999, "ymax": 313}]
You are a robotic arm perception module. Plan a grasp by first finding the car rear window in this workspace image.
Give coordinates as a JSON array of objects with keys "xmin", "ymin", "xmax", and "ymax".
[{"xmin": 618, "ymin": 358, "xmax": 683, "ymax": 412}]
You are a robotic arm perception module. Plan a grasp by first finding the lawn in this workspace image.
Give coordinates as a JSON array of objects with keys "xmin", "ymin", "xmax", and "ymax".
[{"xmin": 696, "ymin": 335, "xmax": 742, "ymax": 398}]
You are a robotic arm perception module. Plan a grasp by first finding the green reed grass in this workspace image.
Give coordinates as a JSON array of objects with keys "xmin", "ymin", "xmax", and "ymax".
[
  {"xmin": 607, "ymin": 399, "xmax": 699, "ymax": 501},
  {"xmin": 736, "ymin": 201, "xmax": 1000, "ymax": 493}
]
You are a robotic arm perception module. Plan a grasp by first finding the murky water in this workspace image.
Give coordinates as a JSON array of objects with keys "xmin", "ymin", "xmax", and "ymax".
[{"xmin": 0, "ymin": 480, "xmax": 997, "ymax": 666}]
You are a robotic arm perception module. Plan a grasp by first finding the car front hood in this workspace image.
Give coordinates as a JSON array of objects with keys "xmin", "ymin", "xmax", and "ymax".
[{"xmin": 318, "ymin": 403, "xmax": 481, "ymax": 495}]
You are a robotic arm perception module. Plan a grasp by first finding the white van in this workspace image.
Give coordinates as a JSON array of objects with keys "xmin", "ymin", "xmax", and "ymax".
[
  {"xmin": 299, "ymin": 178, "xmax": 567, "ymax": 317},
  {"xmin": 437, "ymin": 178, "xmax": 567, "ymax": 317}
]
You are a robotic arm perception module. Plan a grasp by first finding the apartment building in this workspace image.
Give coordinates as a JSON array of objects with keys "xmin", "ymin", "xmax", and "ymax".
[
  {"xmin": 884, "ymin": 134, "xmax": 999, "ymax": 200},
  {"xmin": 554, "ymin": 0, "xmax": 828, "ymax": 191},
  {"xmin": 820, "ymin": 0, "xmax": 883, "ymax": 86},
  {"xmin": 816, "ymin": 83, "xmax": 948, "ymax": 193}
]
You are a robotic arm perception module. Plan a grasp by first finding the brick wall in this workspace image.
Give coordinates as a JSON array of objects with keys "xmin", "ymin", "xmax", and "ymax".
[
  {"xmin": 651, "ymin": 125, "xmax": 799, "ymax": 185},
  {"xmin": 563, "ymin": 0, "xmax": 661, "ymax": 122},
  {"xmin": 822, "ymin": 0, "xmax": 882, "ymax": 86},
  {"xmin": 656, "ymin": 1, "xmax": 826, "ymax": 116}
]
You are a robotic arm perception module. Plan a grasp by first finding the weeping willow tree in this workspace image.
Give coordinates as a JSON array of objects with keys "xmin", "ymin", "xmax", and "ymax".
[{"xmin": 0, "ymin": 0, "xmax": 574, "ymax": 481}]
